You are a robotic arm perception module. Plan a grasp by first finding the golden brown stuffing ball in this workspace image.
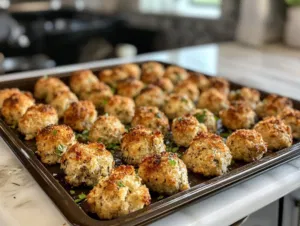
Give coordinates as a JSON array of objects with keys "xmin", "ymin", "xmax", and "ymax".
[
  {"xmin": 50, "ymin": 91, "xmax": 78, "ymax": 118},
  {"xmin": 186, "ymin": 72, "xmax": 210, "ymax": 91},
  {"xmin": 174, "ymin": 80, "xmax": 200, "ymax": 102},
  {"xmin": 0, "ymin": 88, "xmax": 21, "ymax": 108},
  {"xmin": 197, "ymin": 88, "xmax": 229, "ymax": 115},
  {"xmin": 116, "ymin": 78, "xmax": 144, "ymax": 98},
  {"xmin": 191, "ymin": 108, "xmax": 217, "ymax": 133},
  {"xmin": 87, "ymin": 165, "xmax": 151, "ymax": 220},
  {"xmin": 1, "ymin": 92, "xmax": 35, "ymax": 126},
  {"xmin": 121, "ymin": 126, "xmax": 165, "ymax": 166},
  {"xmin": 279, "ymin": 108, "xmax": 300, "ymax": 139},
  {"xmin": 98, "ymin": 68, "xmax": 128, "ymax": 87},
  {"xmin": 172, "ymin": 115, "xmax": 207, "ymax": 147},
  {"xmin": 209, "ymin": 77, "xmax": 230, "ymax": 96},
  {"xmin": 138, "ymin": 152, "xmax": 190, "ymax": 195},
  {"xmin": 34, "ymin": 77, "xmax": 69, "ymax": 103},
  {"xmin": 64, "ymin": 100, "xmax": 97, "ymax": 132},
  {"xmin": 69, "ymin": 70, "xmax": 99, "ymax": 95},
  {"xmin": 219, "ymin": 101, "xmax": 257, "ymax": 130},
  {"xmin": 61, "ymin": 142, "xmax": 114, "ymax": 187},
  {"xmin": 118, "ymin": 63, "xmax": 141, "ymax": 80},
  {"xmin": 254, "ymin": 117, "xmax": 293, "ymax": 150},
  {"xmin": 154, "ymin": 77, "xmax": 174, "ymax": 93},
  {"xmin": 141, "ymin": 61, "xmax": 165, "ymax": 84},
  {"xmin": 182, "ymin": 132, "xmax": 232, "ymax": 176},
  {"xmin": 36, "ymin": 125, "xmax": 76, "ymax": 165},
  {"xmin": 229, "ymin": 87, "xmax": 260, "ymax": 109},
  {"xmin": 163, "ymin": 66, "xmax": 189, "ymax": 85},
  {"xmin": 18, "ymin": 104, "xmax": 58, "ymax": 140},
  {"xmin": 256, "ymin": 94, "xmax": 293, "ymax": 118},
  {"xmin": 135, "ymin": 85, "xmax": 165, "ymax": 109},
  {"xmin": 80, "ymin": 82, "xmax": 113, "ymax": 109},
  {"xmin": 131, "ymin": 106, "xmax": 169, "ymax": 135},
  {"xmin": 226, "ymin": 129, "xmax": 267, "ymax": 162},
  {"xmin": 163, "ymin": 94, "xmax": 195, "ymax": 119},
  {"xmin": 88, "ymin": 115, "xmax": 126, "ymax": 145},
  {"xmin": 104, "ymin": 95, "xmax": 135, "ymax": 124}
]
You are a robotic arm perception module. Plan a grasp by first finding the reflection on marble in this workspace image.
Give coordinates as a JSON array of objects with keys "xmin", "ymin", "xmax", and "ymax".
[{"xmin": 0, "ymin": 42, "xmax": 300, "ymax": 226}]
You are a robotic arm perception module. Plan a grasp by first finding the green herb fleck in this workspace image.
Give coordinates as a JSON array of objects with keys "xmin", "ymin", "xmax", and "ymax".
[
  {"xmin": 214, "ymin": 115, "xmax": 219, "ymax": 121},
  {"xmin": 155, "ymin": 113, "xmax": 162, "ymax": 118},
  {"xmin": 104, "ymin": 113, "xmax": 109, "ymax": 117},
  {"xmin": 52, "ymin": 130, "xmax": 58, "ymax": 135},
  {"xmin": 74, "ymin": 193, "xmax": 86, "ymax": 203},
  {"xmin": 157, "ymin": 195, "xmax": 164, "ymax": 200},
  {"xmin": 102, "ymin": 99, "xmax": 108, "ymax": 105},
  {"xmin": 70, "ymin": 190, "xmax": 75, "ymax": 195},
  {"xmin": 169, "ymin": 159, "xmax": 177, "ymax": 166},
  {"xmin": 175, "ymin": 72, "xmax": 181, "ymax": 81},
  {"xmin": 231, "ymin": 159, "xmax": 236, "ymax": 165},
  {"xmin": 194, "ymin": 111, "xmax": 206, "ymax": 123},
  {"xmin": 167, "ymin": 146, "xmax": 179, "ymax": 153},
  {"xmin": 125, "ymin": 124, "xmax": 131, "ymax": 131},
  {"xmin": 55, "ymin": 144, "xmax": 65, "ymax": 156},
  {"xmin": 111, "ymin": 87, "xmax": 116, "ymax": 94},
  {"xmin": 106, "ymin": 143, "xmax": 120, "ymax": 151},
  {"xmin": 75, "ymin": 130, "xmax": 89, "ymax": 142},
  {"xmin": 181, "ymin": 97, "xmax": 188, "ymax": 103},
  {"xmin": 220, "ymin": 132, "xmax": 230, "ymax": 138},
  {"xmin": 117, "ymin": 181, "xmax": 125, "ymax": 188},
  {"xmin": 10, "ymin": 123, "xmax": 17, "ymax": 129}
]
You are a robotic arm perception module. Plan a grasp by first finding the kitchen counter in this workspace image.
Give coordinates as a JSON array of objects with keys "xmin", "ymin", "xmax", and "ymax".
[{"xmin": 1, "ymin": 42, "xmax": 300, "ymax": 226}]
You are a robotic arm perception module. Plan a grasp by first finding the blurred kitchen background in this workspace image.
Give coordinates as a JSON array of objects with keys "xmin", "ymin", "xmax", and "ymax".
[{"xmin": 0, "ymin": 0, "xmax": 299, "ymax": 74}]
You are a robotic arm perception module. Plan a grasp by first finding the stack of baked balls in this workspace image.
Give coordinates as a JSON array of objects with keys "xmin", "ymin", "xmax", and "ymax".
[{"xmin": 0, "ymin": 62, "xmax": 299, "ymax": 220}]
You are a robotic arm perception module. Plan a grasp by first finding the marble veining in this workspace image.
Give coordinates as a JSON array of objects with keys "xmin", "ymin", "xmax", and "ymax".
[{"xmin": 0, "ymin": 42, "xmax": 300, "ymax": 226}]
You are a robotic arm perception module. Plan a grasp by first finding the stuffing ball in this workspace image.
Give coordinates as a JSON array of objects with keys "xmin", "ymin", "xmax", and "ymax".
[
  {"xmin": 154, "ymin": 77, "xmax": 174, "ymax": 93},
  {"xmin": 50, "ymin": 91, "xmax": 78, "ymax": 118},
  {"xmin": 256, "ymin": 94, "xmax": 293, "ymax": 118},
  {"xmin": 36, "ymin": 125, "xmax": 76, "ymax": 165},
  {"xmin": 219, "ymin": 101, "xmax": 257, "ymax": 130},
  {"xmin": 61, "ymin": 142, "xmax": 114, "ymax": 187},
  {"xmin": 279, "ymin": 108, "xmax": 300, "ymax": 139},
  {"xmin": 172, "ymin": 115, "xmax": 207, "ymax": 147},
  {"xmin": 121, "ymin": 126, "xmax": 165, "ymax": 166},
  {"xmin": 209, "ymin": 77, "xmax": 230, "ymax": 96},
  {"xmin": 141, "ymin": 62, "xmax": 165, "ymax": 84},
  {"xmin": 118, "ymin": 63, "xmax": 141, "ymax": 80},
  {"xmin": 254, "ymin": 117, "xmax": 293, "ymax": 150},
  {"xmin": 229, "ymin": 87, "xmax": 260, "ymax": 109},
  {"xmin": 174, "ymin": 80, "xmax": 200, "ymax": 102},
  {"xmin": 0, "ymin": 88, "xmax": 21, "ymax": 108},
  {"xmin": 197, "ymin": 88, "xmax": 229, "ymax": 115},
  {"xmin": 182, "ymin": 132, "xmax": 232, "ymax": 176},
  {"xmin": 1, "ymin": 92, "xmax": 35, "ymax": 126},
  {"xmin": 34, "ymin": 77, "xmax": 69, "ymax": 103},
  {"xmin": 18, "ymin": 104, "xmax": 58, "ymax": 140},
  {"xmin": 132, "ymin": 106, "xmax": 169, "ymax": 135},
  {"xmin": 191, "ymin": 108, "xmax": 217, "ymax": 133},
  {"xmin": 80, "ymin": 82, "xmax": 113, "ymax": 109},
  {"xmin": 87, "ymin": 165, "xmax": 151, "ymax": 220},
  {"xmin": 88, "ymin": 115, "xmax": 126, "ymax": 145},
  {"xmin": 186, "ymin": 72, "xmax": 210, "ymax": 91},
  {"xmin": 135, "ymin": 85, "xmax": 165, "ymax": 109},
  {"xmin": 226, "ymin": 129, "xmax": 267, "ymax": 162},
  {"xmin": 98, "ymin": 68, "xmax": 128, "ymax": 87},
  {"xmin": 104, "ymin": 95, "xmax": 135, "ymax": 124},
  {"xmin": 69, "ymin": 70, "xmax": 99, "ymax": 94},
  {"xmin": 138, "ymin": 152, "xmax": 190, "ymax": 195},
  {"xmin": 163, "ymin": 66, "xmax": 189, "ymax": 85},
  {"xmin": 163, "ymin": 94, "xmax": 195, "ymax": 119},
  {"xmin": 64, "ymin": 100, "xmax": 97, "ymax": 131},
  {"xmin": 116, "ymin": 78, "xmax": 144, "ymax": 98}
]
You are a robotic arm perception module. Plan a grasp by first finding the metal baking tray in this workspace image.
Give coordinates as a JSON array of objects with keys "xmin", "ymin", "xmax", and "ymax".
[{"xmin": 0, "ymin": 61, "xmax": 299, "ymax": 226}]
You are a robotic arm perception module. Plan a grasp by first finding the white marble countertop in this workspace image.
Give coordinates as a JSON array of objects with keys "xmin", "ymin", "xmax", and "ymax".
[{"xmin": 1, "ymin": 42, "xmax": 300, "ymax": 226}]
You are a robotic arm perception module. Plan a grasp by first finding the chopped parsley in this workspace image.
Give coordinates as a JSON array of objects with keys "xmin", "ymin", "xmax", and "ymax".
[
  {"xmin": 106, "ymin": 143, "xmax": 120, "ymax": 151},
  {"xmin": 157, "ymin": 195, "xmax": 164, "ymax": 200},
  {"xmin": 214, "ymin": 115, "xmax": 219, "ymax": 121},
  {"xmin": 110, "ymin": 87, "xmax": 116, "ymax": 94},
  {"xmin": 125, "ymin": 124, "xmax": 131, "ymax": 131},
  {"xmin": 169, "ymin": 159, "xmax": 177, "ymax": 166},
  {"xmin": 70, "ymin": 190, "xmax": 75, "ymax": 195},
  {"xmin": 167, "ymin": 146, "xmax": 179, "ymax": 153},
  {"xmin": 10, "ymin": 123, "xmax": 17, "ymax": 129},
  {"xmin": 181, "ymin": 98, "xmax": 188, "ymax": 103},
  {"xmin": 194, "ymin": 111, "xmax": 206, "ymax": 123},
  {"xmin": 75, "ymin": 130, "xmax": 89, "ymax": 142},
  {"xmin": 155, "ymin": 113, "xmax": 162, "ymax": 118},
  {"xmin": 74, "ymin": 193, "xmax": 86, "ymax": 203},
  {"xmin": 175, "ymin": 72, "xmax": 181, "ymax": 81},
  {"xmin": 102, "ymin": 99, "xmax": 108, "ymax": 105},
  {"xmin": 117, "ymin": 181, "xmax": 125, "ymax": 188},
  {"xmin": 52, "ymin": 130, "xmax": 58, "ymax": 135},
  {"xmin": 55, "ymin": 144, "xmax": 65, "ymax": 156},
  {"xmin": 104, "ymin": 113, "xmax": 109, "ymax": 117}
]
